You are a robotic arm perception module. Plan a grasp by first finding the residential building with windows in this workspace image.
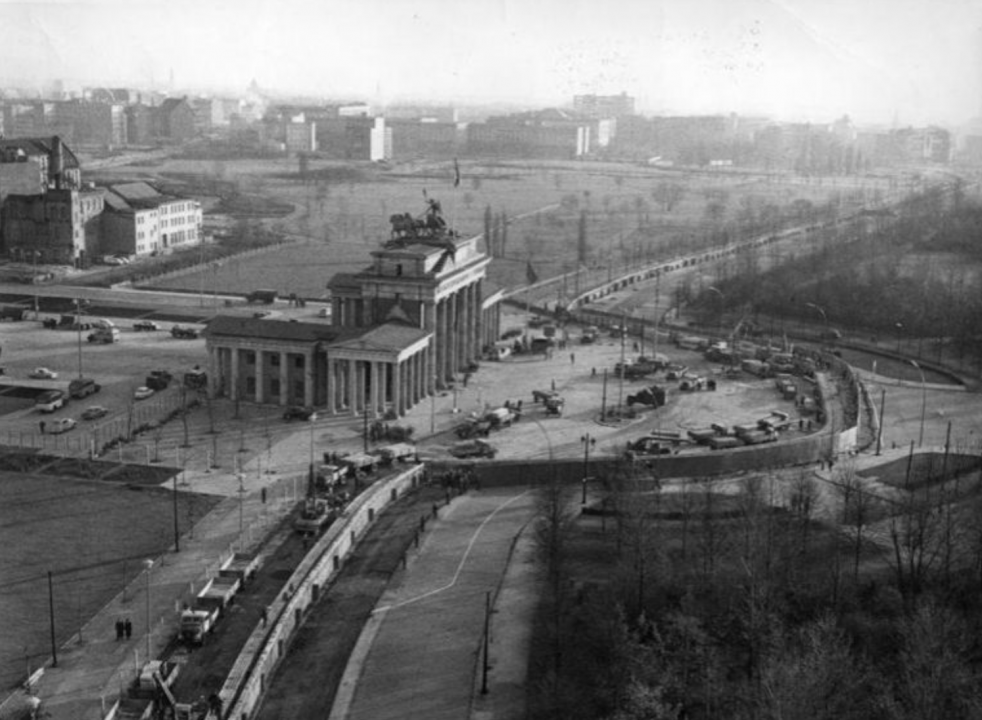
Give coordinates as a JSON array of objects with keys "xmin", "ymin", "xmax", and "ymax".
[
  {"xmin": 153, "ymin": 97, "xmax": 196, "ymax": 143},
  {"xmin": 100, "ymin": 182, "xmax": 202, "ymax": 257},
  {"xmin": 2, "ymin": 187, "xmax": 105, "ymax": 266}
]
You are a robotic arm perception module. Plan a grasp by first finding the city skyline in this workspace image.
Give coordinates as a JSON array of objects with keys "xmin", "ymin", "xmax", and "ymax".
[{"xmin": 1, "ymin": 0, "xmax": 980, "ymax": 126}]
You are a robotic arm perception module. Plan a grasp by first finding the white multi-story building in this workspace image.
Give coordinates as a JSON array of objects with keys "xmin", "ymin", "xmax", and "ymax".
[{"xmin": 101, "ymin": 182, "xmax": 202, "ymax": 257}]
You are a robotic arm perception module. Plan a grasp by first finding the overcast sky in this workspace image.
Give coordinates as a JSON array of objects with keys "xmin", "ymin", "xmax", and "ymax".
[{"xmin": 2, "ymin": 0, "xmax": 980, "ymax": 125}]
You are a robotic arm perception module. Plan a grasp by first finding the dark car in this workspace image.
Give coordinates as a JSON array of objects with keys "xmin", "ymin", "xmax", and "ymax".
[
  {"xmin": 134, "ymin": 320, "xmax": 160, "ymax": 331},
  {"xmin": 283, "ymin": 406, "xmax": 318, "ymax": 422}
]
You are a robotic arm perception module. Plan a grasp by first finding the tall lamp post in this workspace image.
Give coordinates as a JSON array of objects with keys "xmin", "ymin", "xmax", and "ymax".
[
  {"xmin": 805, "ymin": 302, "xmax": 829, "ymax": 341},
  {"xmin": 75, "ymin": 298, "xmax": 85, "ymax": 379},
  {"xmin": 707, "ymin": 286, "xmax": 724, "ymax": 341},
  {"xmin": 142, "ymin": 559, "xmax": 154, "ymax": 661},
  {"xmin": 910, "ymin": 360, "xmax": 926, "ymax": 447},
  {"xmin": 895, "ymin": 322, "xmax": 904, "ymax": 354},
  {"xmin": 580, "ymin": 433, "xmax": 595, "ymax": 504}
]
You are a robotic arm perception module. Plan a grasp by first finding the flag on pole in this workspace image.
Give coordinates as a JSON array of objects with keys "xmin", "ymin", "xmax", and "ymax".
[
  {"xmin": 526, "ymin": 261, "xmax": 538, "ymax": 285},
  {"xmin": 453, "ymin": 158, "xmax": 460, "ymax": 188}
]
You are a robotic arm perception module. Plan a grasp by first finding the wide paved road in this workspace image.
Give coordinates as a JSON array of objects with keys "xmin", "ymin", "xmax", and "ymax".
[{"xmin": 334, "ymin": 488, "xmax": 536, "ymax": 720}]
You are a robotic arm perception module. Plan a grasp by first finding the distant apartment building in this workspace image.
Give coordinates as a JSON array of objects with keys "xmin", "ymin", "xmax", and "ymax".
[
  {"xmin": 313, "ymin": 116, "xmax": 390, "ymax": 160},
  {"xmin": 100, "ymin": 182, "xmax": 202, "ymax": 258},
  {"xmin": 126, "ymin": 104, "xmax": 154, "ymax": 145},
  {"xmin": 285, "ymin": 121, "xmax": 318, "ymax": 153},
  {"xmin": 388, "ymin": 119, "xmax": 460, "ymax": 160},
  {"xmin": 573, "ymin": 93, "xmax": 635, "ymax": 119},
  {"xmin": 467, "ymin": 109, "xmax": 591, "ymax": 159},
  {"xmin": 2, "ymin": 187, "xmax": 105, "ymax": 266},
  {"xmin": 53, "ymin": 100, "xmax": 127, "ymax": 147},
  {"xmin": 385, "ymin": 104, "xmax": 458, "ymax": 123},
  {"xmin": 210, "ymin": 97, "xmax": 244, "ymax": 126},
  {"xmin": 0, "ymin": 101, "xmax": 68, "ymax": 139},
  {"xmin": 153, "ymin": 97, "xmax": 196, "ymax": 143}
]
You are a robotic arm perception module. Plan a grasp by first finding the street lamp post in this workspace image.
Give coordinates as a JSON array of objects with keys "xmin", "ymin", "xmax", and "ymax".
[
  {"xmin": 805, "ymin": 302, "xmax": 829, "ymax": 341},
  {"xmin": 580, "ymin": 433, "xmax": 595, "ymax": 504},
  {"xmin": 895, "ymin": 322, "xmax": 904, "ymax": 354},
  {"xmin": 75, "ymin": 298, "xmax": 84, "ymax": 379},
  {"xmin": 143, "ymin": 559, "xmax": 154, "ymax": 661},
  {"xmin": 707, "ymin": 286, "xmax": 724, "ymax": 341},
  {"xmin": 910, "ymin": 360, "xmax": 926, "ymax": 447}
]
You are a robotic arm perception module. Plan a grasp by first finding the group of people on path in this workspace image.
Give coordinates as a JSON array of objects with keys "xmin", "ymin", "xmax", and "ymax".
[{"xmin": 115, "ymin": 618, "xmax": 133, "ymax": 641}]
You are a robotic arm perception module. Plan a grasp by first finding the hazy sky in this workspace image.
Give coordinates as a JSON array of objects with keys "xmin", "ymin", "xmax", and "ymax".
[{"xmin": 1, "ymin": 0, "xmax": 980, "ymax": 125}]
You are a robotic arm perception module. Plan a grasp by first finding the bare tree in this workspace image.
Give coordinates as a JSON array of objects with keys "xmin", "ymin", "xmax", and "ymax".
[{"xmin": 533, "ymin": 474, "xmax": 578, "ymax": 690}]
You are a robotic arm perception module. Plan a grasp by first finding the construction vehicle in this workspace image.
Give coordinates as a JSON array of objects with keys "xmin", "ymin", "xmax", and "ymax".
[
  {"xmin": 218, "ymin": 552, "xmax": 260, "ymax": 585},
  {"xmin": 145, "ymin": 370, "xmax": 172, "ymax": 391},
  {"xmin": 708, "ymin": 436, "xmax": 743, "ymax": 450},
  {"xmin": 485, "ymin": 407, "xmax": 517, "ymax": 429},
  {"xmin": 293, "ymin": 497, "xmax": 335, "ymax": 534},
  {"xmin": 196, "ymin": 575, "xmax": 241, "ymax": 614},
  {"xmin": 544, "ymin": 395, "xmax": 565, "ymax": 416},
  {"xmin": 378, "ymin": 442, "xmax": 416, "ymax": 465},
  {"xmin": 179, "ymin": 605, "xmax": 219, "ymax": 646},
  {"xmin": 183, "ymin": 366, "xmax": 207, "ymax": 390},
  {"xmin": 626, "ymin": 385, "xmax": 666, "ymax": 408},
  {"xmin": 68, "ymin": 377, "xmax": 100, "ymax": 399},
  {"xmin": 625, "ymin": 436, "xmax": 675, "ymax": 458},
  {"xmin": 86, "ymin": 327, "xmax": 119, "ymax": 344},
  {"xmin": 245, "ymin": 288, "xmax": 278, "ymax": 304},
  {"xmin": 455, "ymin": 417, "xmax": 493, "ymax": 439},
  {"xmin": 449, "ymin": 439, "xmax": 497, "ymax": 459}
]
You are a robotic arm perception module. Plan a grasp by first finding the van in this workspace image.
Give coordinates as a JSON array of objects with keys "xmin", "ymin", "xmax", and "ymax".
[
  {"xmin": 36, "ymin": 390, "xmax": 67, "ymax": 413},
  {"xmin": 91, "ymin": 318, "xmax": 116, "ymax": 330},
  {"xmin": 69, "ymin": 378, "xmax": 100, "ymax": 399}
]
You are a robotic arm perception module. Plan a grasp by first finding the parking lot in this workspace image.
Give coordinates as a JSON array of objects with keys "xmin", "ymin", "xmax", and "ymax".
[{"xmin": 0, "ymin": 315, "xmax": 209, "ymax": 456}]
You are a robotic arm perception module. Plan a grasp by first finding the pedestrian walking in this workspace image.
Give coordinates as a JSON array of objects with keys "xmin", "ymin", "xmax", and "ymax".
[
  {"xmin": 570, "ymin": 353, "xmax": 575, "ymax": 365},
  {"xmin": 39, "ymin": 421, "xmax": 45, "ymax": 434},
  {"xmin": 592, "ymin": 367, "xmax": 597, "ymax": 377},
  {"xmin": 261, "ymin": 608, "xmax": 268, "ymax": 628},
  {"xmin": 124, "ymin": 618, "xmax": 132, "ymax": 639},
  {"xmin": 115, "ymin": 619, "xmax": 124, "ymax": 641}
]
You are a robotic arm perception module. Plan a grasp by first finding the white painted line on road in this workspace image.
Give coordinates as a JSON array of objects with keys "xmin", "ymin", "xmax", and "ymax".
[{"xmin": 373, "ymin": 489, "xmax": 531, "ymax": 614}]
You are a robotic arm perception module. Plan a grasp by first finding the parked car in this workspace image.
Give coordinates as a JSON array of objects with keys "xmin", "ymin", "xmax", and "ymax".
[
  {"xmin": 134, "ymin": 320, "xmax": 160, "ymax": 331},
  {"xmin": 133, "ymin": 386, "xmax": 155, "ymax": 400},
  {"xmin": 30, "ymin": 367, "xmax": 58, "ymax": 379},
  {"xmin": 47, "ymin": 417, "xmax": 77, "ymax": 434},
  {"xmin": 171, "ymin": 325, "xmax": 199, "ymax": 339},
  {"xmin": 81, "ymin": 405, "xmax": 109, "ymax": 420},
  {"xmin": 283, "ymin": 406, "xmax": 318, "ymax": 421}
]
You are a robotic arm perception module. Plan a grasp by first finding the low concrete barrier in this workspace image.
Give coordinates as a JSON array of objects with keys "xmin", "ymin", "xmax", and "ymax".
[{"xmin": 222, "ymin": 464, "xmax": 425, "ymax": 719}]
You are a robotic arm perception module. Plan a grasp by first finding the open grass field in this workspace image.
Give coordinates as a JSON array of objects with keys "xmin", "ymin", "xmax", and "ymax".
[
  {"xmin": 92, "ymin": 157, "xmax": 868, "ymax": 301},
  {"xmin": 0, "ymin": 471, "xmax": 219, "ymax": 691}
]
